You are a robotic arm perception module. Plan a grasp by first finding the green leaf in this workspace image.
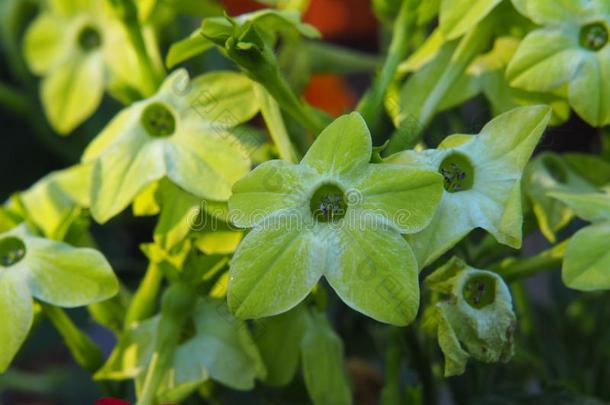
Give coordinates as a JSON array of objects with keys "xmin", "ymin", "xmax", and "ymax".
[
  {"xmin": 301, "ymin": 113, "xmax": 371, "ymax": 179},
  {"xmin": 549, "ymin": 191, "xmax": 610, "ymax": 224},
  {"xmin": 252, "ymin": 304, "xmax": 308, "ymax": 386},
  {"xmin": 228, "ymin": 211, "xmax": 325, "ymax": 319},
  {"xmin": 300, "ymin": 311, "xmax": 351, "ymax": 405},
  {"xmin": 563, "ymin": 222, "xmax": 610, "ymax": 291},
  {"xmin": 439, "ymin": 0, "xmax": 502, "ymax": 40},
  {"xmin": 564, "ymin": 153, "xmax": 610, "ymax": 187},
  {"xmin": 0, "ymin": 272, "xmax": 33, "ymax": 372},
  {"xmin": 41, "ymin": 55, "xmax": 105, "ymax": 134},
  {"xmin": 233, "ymin": 9, "xmax": 320, "ymax": 40},
  {"xmin": 324, "ymin": 211, "xmax": 419, "ymax": 325},
  {"xmin": 166, "ymin": 30, "xmax": 212, "ymax": 68}
]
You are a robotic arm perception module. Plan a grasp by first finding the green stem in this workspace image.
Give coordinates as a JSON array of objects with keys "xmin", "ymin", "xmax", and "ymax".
[
  {"xmin": 305, "ymin": 41, "xmax": 382, "ymax": 74},
  {"xmin": 357, "ymin": 0, "xmax": 419, "ymax": 132},
  {"xmin": 388, "ymin": 19, "xmax": 494, "ymax": 152},
  {"xmin": 0, "ymin": 82, "xmax": 30, "ymax": 115},
  {"xmin": 380, "ymin": 327, "xmax": 403, "ymax": 405},
  {"xmin": 40, "ymin": 303, "xmax": 104, "ymax": 373},
  {"xmin": 262, "ymin": 67, "xmax": 329, "ymax": 135},
  {"xmin": 405, "ymin": 326, "xmax": 436, "ymax": 405},
  {"xmin": 492, "ymin": 240, "xmax": 567, "ymax": 282},
  {"xmin": 253, "ymin": 83, "xmax": 300, "ymax": 162},
  {"xmin": 107, "ymin": 0, "xmax": 162, "ymax": 96},
  {"xmin": 124, "ymin": 262, "xmax": 163, "ymax": 328},
  {"xmin": 136, "ymin": 283, "xmax": 196, "ymax": 405}
]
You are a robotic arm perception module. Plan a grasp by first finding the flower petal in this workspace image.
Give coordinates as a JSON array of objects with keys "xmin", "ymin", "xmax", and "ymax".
[
  {"xmin": 90, "ymin": 133, "xmax": 166, "ymax": 223},
  {"xmin": 0, "ymin": 272, "xmax": 33, "ymax": 372},
  {"xmin": 41, "ymin": 54, "xmax": 105, "ymax": 134},
  {"xmin": 568, "ymin": 51, "xmax": 610, "ymax": 127},
  {"xmin": 507, "ymin": 29, "xmax": 584, "ymax": 93},
  {"xmin": 23, "ymin": 13, "xmax": 69, "ymax": 74},
  {"xmin": 356, "ymin": 164, "xmax": 444, "ymax": 234},
  {"xmin": 165, "ymin": 128, "xmax": 251, "ymax": 201},
  {"xmin": 24, "ymin": 236, "xmax": 118, "ymax": 307},
  {"xmin": 228, "ymin": 212, "xmax": 325, "ymax": 319},
  {"xmin": 229, "ymin": 160, "xmax": 315, "ymax": 228},
  {"xmin": 324, "ymin": 212, "xmax": 419, "ymax": 325},
  {"xmin": 301, "ymin": 113, "xmax": 372, "ymax": 181}
]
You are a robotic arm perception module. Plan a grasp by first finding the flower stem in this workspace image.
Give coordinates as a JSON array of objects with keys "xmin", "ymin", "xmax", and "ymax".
[
  {"xmin": 39, "ymin": 303, "xmax": 104, "ymax": 373},
  {"xmin": 124, "ymin": 262, "xmax": 163, "ymax": 328},
  {"xmin": 305, "ymin": 41, "xmax": 382, "ymax": 74},
  {"xmin": 387, "ymin": 17, "xmax": 494, "ymax": 152},
  {"xmin": 492, "ymin": 240, "xmax": 567, "ymax": 282},
  {"xmin": 357, "ymin": 0, "xmax": 419, "ymax": 132},
  {"xmin": 107, "ymin": 0, "xmax": 162, "ymax": 96},
  {"xmin": 253, "ymin": 83, "xmax": 300, "ymax": 162},
  {"xmin": 136, "ymin": 283, "xmax": 196, "ymax": 405}
]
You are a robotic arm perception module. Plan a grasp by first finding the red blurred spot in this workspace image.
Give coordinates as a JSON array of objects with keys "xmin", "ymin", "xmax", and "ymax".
[
  {"xmin": 305, "ymin": 74, "xmax": 357, "ymax": 117},
  {"xmin": 95, "ymin": 399, "xmax": 131, "ymax": 405}
]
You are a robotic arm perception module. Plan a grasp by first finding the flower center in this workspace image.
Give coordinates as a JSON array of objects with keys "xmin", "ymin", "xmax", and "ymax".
[
  {"xmin": 542, "ymin": 156, "xmax": 567, "ymax": 183},
  {"xmin": 77, "ymin": 25, "xmax": 102, "ymax": 51},
  {"xmin": 141, "ymin": 102, "xmax": 176, "ymax": 137},
  {"xmin": 309, "ymin": 184, "xmax": 347, "ymax": 223},
  {"xmin": 0, "ymin": 236, "xmax": 26, "ymax": 267},
  {"xmin": 439, "ymin": 152, "xmax": 474, "ymax": 193},
  {"xmin": 580, "ymin": 22, "xmax": 608, "ymax": 51},
  {"xmin": 463, "ymin": 274, "xmax": 496, "ymax": 309}
]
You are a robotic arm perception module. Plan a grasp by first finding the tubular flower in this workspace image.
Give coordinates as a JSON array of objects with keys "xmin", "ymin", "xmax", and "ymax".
[{"xmin": 228, "ymin": 112, "xmax": 444, "ymax": 325}]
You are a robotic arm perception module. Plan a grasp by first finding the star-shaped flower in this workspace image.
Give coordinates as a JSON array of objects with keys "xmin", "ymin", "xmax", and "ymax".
[
  {"xmin": 82, "ymin": 69, "xmax": 259, "ymax": 223},
  {"xmin": 507, "ymin": 0, "xmax": 610, "ymax": 126},
  {"xmin": 23, "ymin": 0, "xmax": 161, "ymax": 134},
  {"xmin": 0, "ymin": 225, "xmax": 118, "ymax": 371},
  {"xmin": 228, "ymin": 113, "xmax": 444, "ymax": 325},
  {"xmin": 386, "ymin": 105, "xmax": 551, "ymax": 267}
]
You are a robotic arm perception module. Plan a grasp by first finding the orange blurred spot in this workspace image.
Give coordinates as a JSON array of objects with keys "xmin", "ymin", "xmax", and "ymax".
[
  {"xmin": 304, "ymin": 0, "xmax": 378, "ymax": 40},
  {"xmin": 305, "ymin": 74, "xmax": 357, "ymax": 117},
  {"xmin": 221, "ymin": 0, "xmax": 378, "ymax": 39}
]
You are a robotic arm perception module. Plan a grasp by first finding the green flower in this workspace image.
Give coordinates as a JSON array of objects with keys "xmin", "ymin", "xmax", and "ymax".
[
  {"xmin": 82, "ymin": 69, "xmax": 259, "ymax": 223},
  {"xmin": 523, "ymin": 152, "xmax": 597, "ymax": 243},
  {"xmin": 387, "ymin": 106, "xmax": 551, "ymax": 268},
  {"xmin": 0, "ymin": 224, "xmax": 118, "ymax": 371},
  {"xmin": 424, "ymin": 257, "xmax": 516, "ymax": 376},
  {"xmin": 228, "ymin": 113, "xmax": 444, "ymax": 325},
  {"xmin": 507, "ymin": 0, "xmax": 610, "ymax": 126},
  {"xmin": 23, "ymin": 0, "xmax": 161, "ymax": 134},
  {"xmin": 548, "ymin": 188, "xmax": 610, "ymax": 291},
  {"xmin": 96, "ymin": 297, "xmax": 266, "ymax": 404}
]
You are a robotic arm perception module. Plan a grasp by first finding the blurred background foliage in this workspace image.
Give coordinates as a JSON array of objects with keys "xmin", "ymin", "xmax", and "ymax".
[{"xmin": 1, "ymin": 0, "xmax": 610, "ymax": 404}]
